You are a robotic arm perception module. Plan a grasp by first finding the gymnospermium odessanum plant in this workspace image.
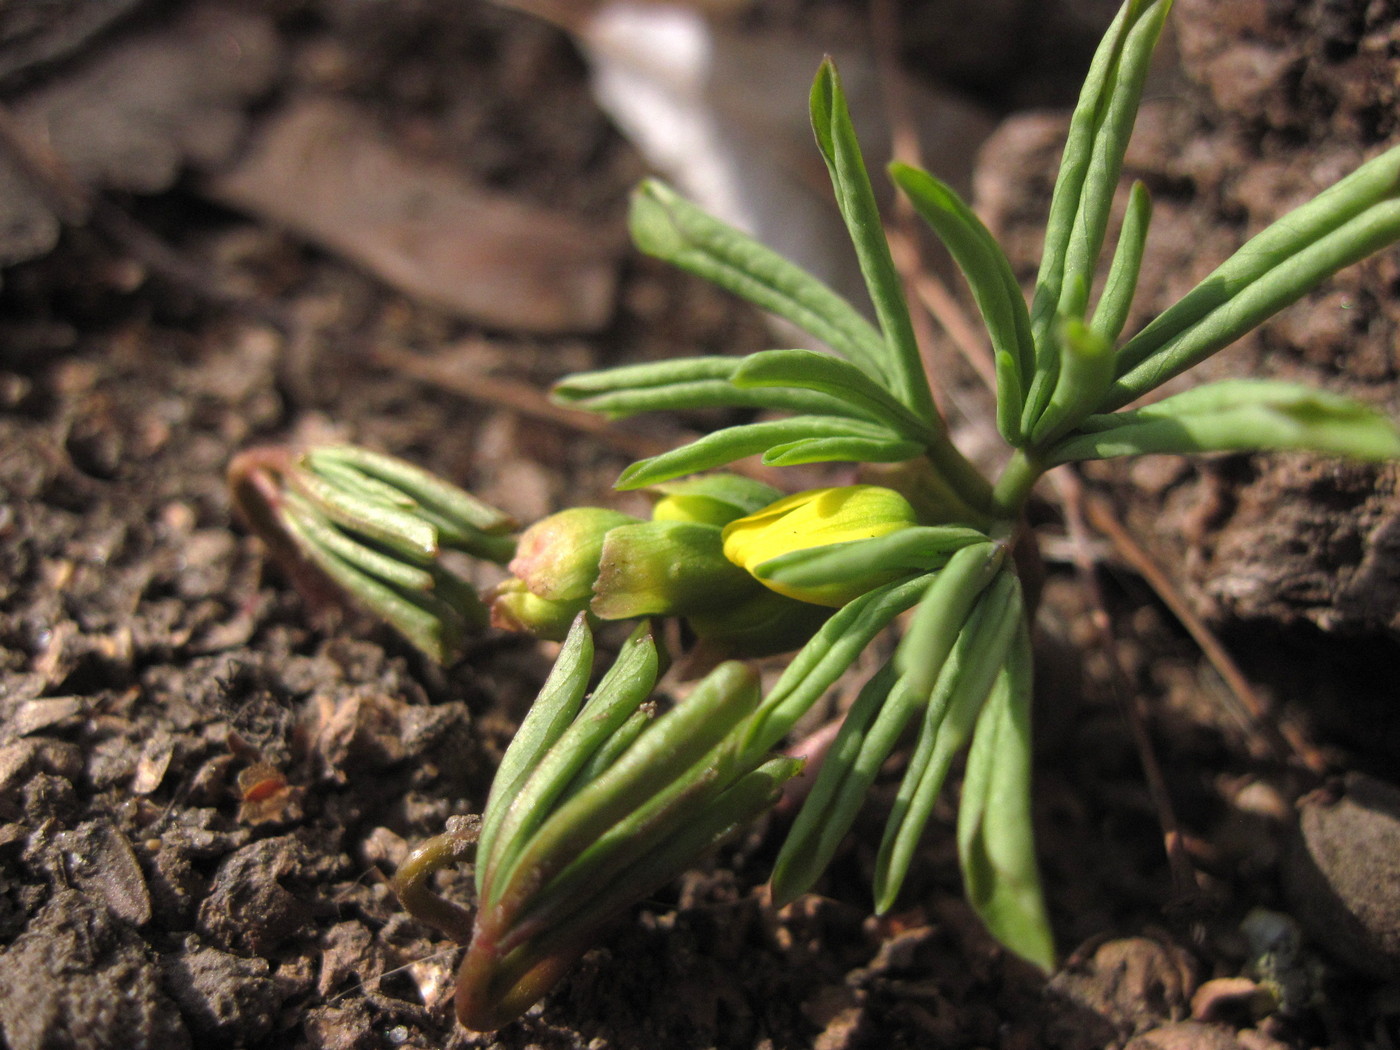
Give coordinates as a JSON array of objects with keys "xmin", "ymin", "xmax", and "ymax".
[{"xmin": 228, "ymin": 0, "xmax": 1400, "ymax": 1030}]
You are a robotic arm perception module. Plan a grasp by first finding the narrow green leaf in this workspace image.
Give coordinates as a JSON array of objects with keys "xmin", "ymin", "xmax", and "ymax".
[
  {"xmin": 504, "ymin": 754, "xmax": 800, "ymax": 980},
  {"xmin": 875, "ymin": 571, "xmax": 1023, "ymax": 912},
  {"xmin": 558, "ymin": 355, "xmax": 873, "ymax": 419},
  {"xmin": 762, "ymin": 434, "xmax": 924, "ymax": 466},
  {"xmin": 279, "ymin": 509, "xmax": 462, "ymax": 663},
  {"xmin": 477, "ymin": 615, "xmax": 595, "ymax": 892},
  {"xmin": 770, "ymin": 663, "xmax": 923, "ymax": 904},
  {"xmin": 895, "ymin": 541, "xmax": 1004, "ymax": 700},
  {"xmin": 310, "ymin": 444, "xmax": 517, "ymax": 535},
  {"xmin": 1027, "ymin": 317, "xmax": 1116, "ymax": 447},
  {"xmin": 565, "ymin": 377, "xmax": 872, "ymax": 421},
  {"xmin": 628, "ymin": 179, "xmax": 888, "ymax": 375},
  {"xmin": 810, "ymin": 60, "xmax": 938, "ymax": 422},
  {"xmin": 889, "ymin": 162, "xmax": 1034, "ymax": 442},
  {"xmin": 282, "ymin": 492, "xmax": 435, "ymax": 593},
  {"xmin": 615, "ymin": 417, "xmax": 904, "ymax": 489},
  {"xmin": 290, "ymin": 470, "xmax": 439, "ymax": 562},
  {"xmin": 648, "ymin": 474, "xmax": 784, "ymax": 523},
  {"xmin": 734, "ymin": 348, "xmax": 935, "ymax": 441},
  {"xmin": 1047, "ymin": 379, "xmax": 1400, "ymax": 464},
  {"xmin": 1107, "ymin": 193, "xmax": 1400, "ymax": 409},
  {"xmin": 1027, "ymin": 0, "xmax": 1173, "ymax": 425},
  {"xmin": 753, "ymin": 526, "xmax": 989, "ymax": 594},
  {"xmin": 1090, "ymin": 179, "xmax": 1152, "ymax": 344},
  {"xmin": 484, "ymin": 626, "xmax": 659, "ymax": 906},
  {"xmin": 957, "ymin": 617, "xmax": 1055, "ymax": 972},
  {"xmin": 740, "ymin": 575, "xmax": 931, "ymax": 760},
  {"xmin": 494, "ymin": 661, "xmax": 761, "ymax": 918}
]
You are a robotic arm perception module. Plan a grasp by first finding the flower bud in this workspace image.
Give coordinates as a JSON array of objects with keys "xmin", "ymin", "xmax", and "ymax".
[
  {"xmin": 722, "ymin": 485, "xmax": 919, "ymax": 607},
  {"xmin": 507, "ymin": 508, "xmax": 639, "ymax": 601},
  {"xmin": 490, "ymin": 507, "xmax": 639, "ymax": 639},
  {"xmin": 488, "ymin": 578, "xmax": 589, "ymax": 641},
  {"xmin": 591, "ymin": 519, "xmax": 762, "ymax": 620},
  {"xmin": 685, "ymin": 587, "xmax": 833, "ymax": 660},
  {"xmin": 649, "ymin": 475, "xmax": 784, "ymax": 527}
]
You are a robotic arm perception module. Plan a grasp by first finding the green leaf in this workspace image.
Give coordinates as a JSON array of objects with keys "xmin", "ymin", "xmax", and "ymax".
[
  {"xmin": 493, "ymin": 660, "xmax": 762, "ymax": 921},
  {"xmin": 556, "ymin": 355, "xmax": 873, "ymax": 421},
  {"xmin": 309, "ymin": 445, "xmax": 517, "ymax": 535},
  {"xmin": 1107, "ymin": 164, "xmax": 1400, "ymax": 408},
  {"xmin": 895, "ymin": 541, "xmax": 1005, "ymax": 700},
  {"xmin": 477, "ymin": 616, "xmax": 594, "ymax": 893},
  {"xmin": 1027, "ymin": 316, "xmax": 1116, "ymax": 447},
  {"xmin": 770, "ymin": 663, "xmax": 922, "ymax": 904},
  {"xmin": 957, "ymin": 616, "xmax": 1055, "ymax": 972},
  {"xmin": 628, "ymin": 179, "xmax": 888, "ymax": 375},
  {"xmin": 501, "ymin": 754, "xmax": 800, "ymax": 986},
  {"xmin": 289, "ymin": 469, "xmax": 439, "ymax": 562},
  {"xmin": 889, "ymin": 162, "xmax": 1034, "ymax": 442},
  {"xmin": 740, "ymin": 575, "xmax": 931, "ymax": 759},
  {"xmin": 615, "ymin": 417, "xmax": 907, "ymax": 489},
  {"xmin": 1046, "ymin": 379, "xmax": 1400, "ymax": 464},
  {"xmin": 875, "ymin": 570, "xmax": 1023, "ymax": 912},
  {"xmin": 762, "ymin": 435, "xmax": 925, "ymax": 466},
  {"xmin": 734, "ymin": 348, "xmax": 936, "ymax": 441},
  {"xmin": 1089, "ymin": 179, "xmax": 1152, "ymax": 344},
  {"xmin": 484, "ymin": 626, "xmax": 659, "ymax": 906},
  {"xmin": 753, "ymin": 525, "xmax": 989, "ymax": 594},
  {"xmin": 1025, "ymin": 0, "xmax": 1173, "ymax": 428},
  {"xmin": 810, "ymin": 60, "xmax": 938, "ymax": 421},
  {"xmin": 282, "ymin": 491, "xmax": 436, "ymax": 594},
  {"xmin": 278, "ymin": 508, "xmax": 464, "ymax": 663}
]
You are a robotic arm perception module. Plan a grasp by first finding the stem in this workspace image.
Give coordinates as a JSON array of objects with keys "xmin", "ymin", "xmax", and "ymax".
[
  {"xmin": 923, "ymin": 433, "xmax": 998, "ymax": 517},
  {"xmin": 990, "ymin": 448, "xmax": 1044, "ymax": 518}
]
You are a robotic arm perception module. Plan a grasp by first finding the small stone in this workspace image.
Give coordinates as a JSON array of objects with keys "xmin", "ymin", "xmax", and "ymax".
[{"xmin": 1284, "ymin": 773, "xmax": 1400, "ymax": 980}]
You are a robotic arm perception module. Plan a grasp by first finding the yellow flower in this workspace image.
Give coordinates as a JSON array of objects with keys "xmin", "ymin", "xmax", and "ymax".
[{"xmin": 721, "ymin": 485, "xmax": 918, "ymax": 607}]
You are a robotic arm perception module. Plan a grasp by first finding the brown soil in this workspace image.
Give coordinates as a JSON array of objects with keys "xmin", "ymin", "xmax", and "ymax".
[{"xmin": 1, "ymin": 2, "xmax": 1398, "ymax": 1049}]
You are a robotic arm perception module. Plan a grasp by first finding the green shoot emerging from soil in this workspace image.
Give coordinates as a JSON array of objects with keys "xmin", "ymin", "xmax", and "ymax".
[{"xmin": 230, "ymin": 0, "xmax": 1400, "ymax": 1031}]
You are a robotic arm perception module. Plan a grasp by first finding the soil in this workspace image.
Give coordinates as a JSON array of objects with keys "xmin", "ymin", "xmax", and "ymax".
[{"xmin": 1, "ymin": 2, "xmax": 1398, "ymax": 1049}]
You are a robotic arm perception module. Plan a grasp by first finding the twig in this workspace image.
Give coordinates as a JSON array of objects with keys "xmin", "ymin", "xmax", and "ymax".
[
  {"xmin": 1053, "ymin": 468, "xmax": 1201, "ymax": 899},
  {"xmin": 1079, "ymin": 487, "xmax": 1328, "ymax": 776},
  {"xmin": 371, "ymin": 341, "xmax": 792, "ymax": 487}
]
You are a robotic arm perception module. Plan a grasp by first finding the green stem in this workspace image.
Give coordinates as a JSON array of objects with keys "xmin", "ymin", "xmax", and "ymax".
[
  {"xmin": 923, "ymin": 435, "xmax": 997, "ymax": 517},
  {"xmin": 990, "ymin": 449, "xmax": 1044, "ymax": 518}
]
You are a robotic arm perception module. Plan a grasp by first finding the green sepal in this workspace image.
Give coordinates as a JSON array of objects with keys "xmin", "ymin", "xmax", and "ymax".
[
  {"xmin": 1046, "ymin": 379, "xmax": 1400, "ymax": 464},
  {"xmin": 957, "ymin": 615, "xmax": 1055, "ymax": 972},
  {"xmin": 591, "ymin": 519, "xmax": 760, "ymax": 619}
]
